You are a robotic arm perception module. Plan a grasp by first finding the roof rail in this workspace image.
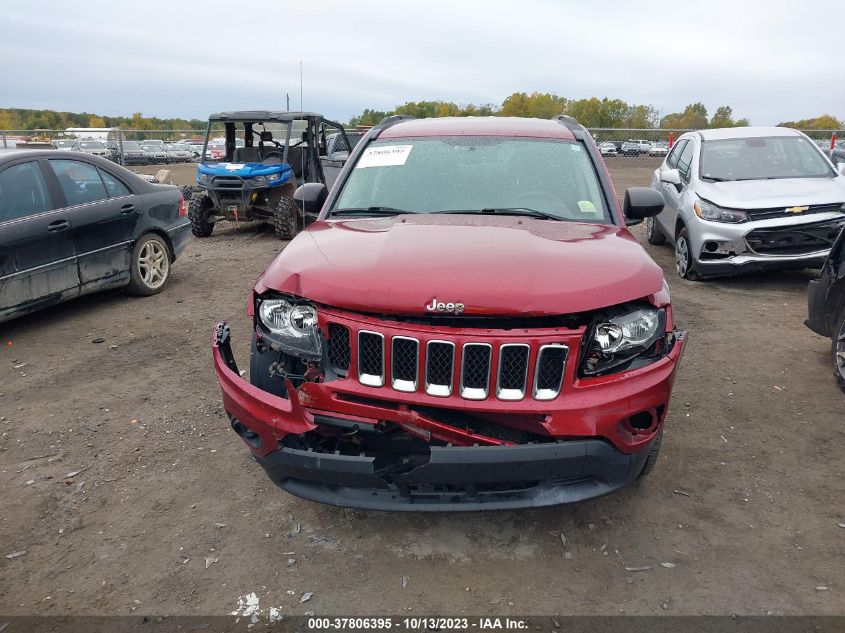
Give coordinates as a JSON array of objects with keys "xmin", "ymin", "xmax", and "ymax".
[
  {"xmin": 372, "ymin": 115, "xmax": 416, "ymax": 138},
  {"xmin": 551, "ymin": 114, "xmax": 589, "ymax": 141}
]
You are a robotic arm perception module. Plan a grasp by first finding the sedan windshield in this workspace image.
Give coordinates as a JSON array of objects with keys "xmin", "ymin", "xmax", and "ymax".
[
  {"xmin": 333, "ymin": 136, "xmax": 611, "ymax": 223},
  {"xmin": 700, "ymin": 136, "xmax": 834, "ymax": 181}
]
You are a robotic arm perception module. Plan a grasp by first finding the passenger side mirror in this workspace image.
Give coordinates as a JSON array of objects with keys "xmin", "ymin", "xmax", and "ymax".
[
  {"xmin": 623, "ymin": 187, "xmax": 665, "ymax": 226},
  {"xmin": 660, "ymin": 168, "xmax": 682, "ymax": 186},
  {"xmin": 294, "ymin": 183, "xmax": 328, "ymax": 215}
]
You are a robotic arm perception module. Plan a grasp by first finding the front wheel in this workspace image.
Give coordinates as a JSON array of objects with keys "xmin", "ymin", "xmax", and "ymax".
[
  {"xmin": 646, "ymin": 216, "xmax": 666, "ymax": 245},
  {"xmin": 188, "ymin": 193, "xmax": 215, "ymax": 237},
  {"xmin": 127, "ymin": 234, "xmax": 172, "ymax": 296},
  {"xmin": 833, "ymin": 308, "xmax": 845, "ymax": 393},
  {"xmin": 273, "ymin": 195, "xmax": 300, "ymax": 240},
  {"xmin": 675, "ymin": 227, "xmax": 698, "ymax": 280}
]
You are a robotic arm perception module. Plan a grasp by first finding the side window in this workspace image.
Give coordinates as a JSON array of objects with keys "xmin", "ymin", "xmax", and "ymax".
[
  {"xmin": 50, "ymin": 160, "xmax": 108, "ymax": 206},
  {"xmin": 676, "ymin": 141, "xmax": 695, "ymax": 181},
  {"xmin": 666, "ymin": 139, "xmax": 688, "ymax": 169},
  {"xmin": 98, "ymin": 169, "xmax": 131, "ymax": 197},
  {"xmin": 0, "ymin": 161, "xmax": 53, "ymax": 223}
]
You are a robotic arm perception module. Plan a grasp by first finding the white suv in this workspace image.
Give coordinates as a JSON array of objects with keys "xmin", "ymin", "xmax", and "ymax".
[{"xmin": 647, "ymin": 127, "xmax": 845, "ymax": 279}]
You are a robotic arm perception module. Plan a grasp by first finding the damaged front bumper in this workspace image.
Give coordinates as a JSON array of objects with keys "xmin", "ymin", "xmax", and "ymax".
[{"xmin": 213, "ymin": 322, "xmax": 686, "ymax": 511}]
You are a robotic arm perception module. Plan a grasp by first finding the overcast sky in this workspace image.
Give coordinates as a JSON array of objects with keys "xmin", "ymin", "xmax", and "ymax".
[{"xmin": 1, "ymin": 0, "xmax": 842, "ymax": 125}]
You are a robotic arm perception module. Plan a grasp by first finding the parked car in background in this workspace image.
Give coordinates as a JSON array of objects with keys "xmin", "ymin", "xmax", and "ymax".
[
  {"xmin": 805, "ymin": 224, "xmax": 845, "ymax": 392},
  {"xmin": 599, "ymin": 141, "xmax": 618, "ymax": 157},
  {"xmin": 622, "ymin": 139, "xmax": 651, "ymax": 156},
  {"xmin": 140, "ymin": 143, "xmax": 169, "ymax": 164},
  {"xmin": 72, "ymin": 140, "xmax": 111, "ymax": 158},
  {"xmin": 324, "ymin": 131, "xmax": 364, "ymax": 160},
  {"xmin": 647, "ymin": 127, "xmax": 845, "ymax": 280},
  {"xmin": 166, "ymin": 144, "xmax": 195, "ymax": 163},
  {"xmin": 116, "ymin": 141, "xmax": 148, "ymax": 165},
  {"xmin": 53, "ymin": 140, "xmax": 76, "ymax": 150},
  {"xmin": 212, "ymin": 114, "xmax": 687, "ymax": 511},
  {"xmin": 0, "ymin": 150, "xmax": 191, "ymax": 324},
  {"xmin": 649, "ymin": 143, "xmax": 669, "ymax": 157}
]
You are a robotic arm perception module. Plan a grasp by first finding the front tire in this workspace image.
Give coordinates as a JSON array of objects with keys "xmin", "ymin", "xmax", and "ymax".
[
  {"xmin": 675, "ymin": 227, "xmax": 698, "ymax": 280},
  {"xmin": 833, "ymin": 308, "xmax": 845, "ymax": 393},
  {"xmin": 127, "ymin": 234, "xmax": 172, "ymax": 296},
  {"xmin": 188, "ymin": 193, "xmax": 215, "ymax": 237},
  {"xmin": 646, "ymin": 216, "xmax": 666, "ymax": 245},
  {"xmin": 273, "ymin": 195, "xmax": 300, "ymax": 240}
]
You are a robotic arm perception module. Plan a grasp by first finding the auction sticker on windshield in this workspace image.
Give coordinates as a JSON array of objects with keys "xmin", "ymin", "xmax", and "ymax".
[{"xmin": 356, "ymin": 145, "xmax": 413, "ymax": 168}]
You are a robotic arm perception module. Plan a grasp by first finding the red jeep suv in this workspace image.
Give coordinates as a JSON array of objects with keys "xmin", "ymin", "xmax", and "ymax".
[{"xmin": 213, "ymin": 115, "xmax": 687, "ymax": 511}]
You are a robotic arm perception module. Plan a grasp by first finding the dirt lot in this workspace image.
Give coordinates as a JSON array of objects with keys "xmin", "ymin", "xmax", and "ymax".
[{"xmin": 1, "ymin": 159, "xmax": 843, "ymax": 618}]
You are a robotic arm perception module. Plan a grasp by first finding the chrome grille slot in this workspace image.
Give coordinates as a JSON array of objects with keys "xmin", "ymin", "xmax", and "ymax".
[
  {"xmin": 391, "ymin": 336, "xmax": 419, "ymax": 392},
  {"xmin": 425, "ymin": 341, "xmax": 455, "ymax": 397},
  {"xmin": 460, "ymin": 343, "xmax": 492, "ymax": 400},
  {"xmin": 357, "ymin": 331, "xmax": 384, "ymax": 387},
  {"xmin": 328, "ymin": 324, "xmax": 350, "ymax": 373},
  {"xmin": 496, "ymin": 344, "xmax": 530, "ymax": 401},
  {"xmin": 533, "ymin": 344, "xmax": 568, "ymax": 401}
]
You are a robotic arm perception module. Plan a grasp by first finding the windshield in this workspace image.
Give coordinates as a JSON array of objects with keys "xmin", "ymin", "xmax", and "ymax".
[
  {"xmin": 80, "ymin": 141, "xmax": 103, "ymax": 148},
  {"xmin": 332, "ymin": 136, "xmax": 611, "ymax": 224},
  {"xmin": 700, "ymin": 136, "xmax": 834, "ymax": 181}
]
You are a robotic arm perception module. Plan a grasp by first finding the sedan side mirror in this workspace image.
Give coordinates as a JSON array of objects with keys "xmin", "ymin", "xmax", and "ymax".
[
  {"xmin": 623, "ymin": 187, "xmax": 665, "ymax": 226},
  {"xmin": 660, "ymin": 168, "xmax": 682, "ymax": 186},
  {"xmin": 294, "ymin": 183, "xmax": 328, "ymax": 215}
]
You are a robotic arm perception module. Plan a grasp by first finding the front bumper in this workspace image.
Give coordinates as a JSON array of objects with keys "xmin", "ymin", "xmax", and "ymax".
[
  {"xmin": 691, "ymin": 213, "xmax": 845, "ymax": 276},
  {"xmin": 256, "ymin": 435, "xmax": 650, "ymax": 511},
  {"xmin": 213, "ymin": 322, "xmax": 686, "ymax": 511}
]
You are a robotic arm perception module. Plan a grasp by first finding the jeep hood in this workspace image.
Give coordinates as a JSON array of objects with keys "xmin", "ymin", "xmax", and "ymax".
[
  {"xmin": 696, "ymin": 176, "xmax": 845, "ymax": 209},
  {"xmin": 255, "ymin": 215, "xmax": 664, "ymax": 316}
]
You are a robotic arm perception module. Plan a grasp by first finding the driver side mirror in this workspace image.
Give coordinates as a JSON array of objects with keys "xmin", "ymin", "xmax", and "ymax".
[
  {"xmin": 623, "ymin": 187, "xmax": 665, "ymax": 226},
  {"xmin": 294, "ymin": 183, "xmax": 328, "ymax": 215},
  {"xmin": 660, "ymin": 168, "xmax": 682, "ymax": 186}
]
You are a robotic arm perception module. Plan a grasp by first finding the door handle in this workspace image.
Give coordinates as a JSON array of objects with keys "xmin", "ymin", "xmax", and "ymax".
[
  {"xmin": 120, "ymin": 204, "xmax": 136, "ymax": 214},
  {"xmin": 47, "ymin": 219, "xmax": 69, "ymax": 232}
]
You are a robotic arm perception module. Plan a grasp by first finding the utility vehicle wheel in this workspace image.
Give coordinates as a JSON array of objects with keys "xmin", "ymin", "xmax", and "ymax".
[
  {"xmin": 675, "ymin": 227, "xmax": 698, "ymax": 280},
  {"xmin": 127, "ymin": 233, "xmax": 171, "ymax": 296},
  {"xmin": 646, "ymin": 216, "xmax": 666, "ymax": 245},
  {"xmin": 188, "ymin": 194, "xmax": 214, "ymax": 237},
  {"xmin": 637, "ymin": 428, "xmax": 663, "ymax": 479},
  {"xmin": 273, "ymin": 195, "xmax": 300, "ymax": 241},
  {"xmin": 833, "ymin": 307, "xmax": 845, "ymax": 394}
]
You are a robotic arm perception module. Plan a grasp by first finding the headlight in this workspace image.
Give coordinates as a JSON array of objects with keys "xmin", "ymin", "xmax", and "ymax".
[
  {"xmin": 257, "ymin": 297, "xmax": 321, "ymax": 360},
  {"xmin": 580, "ymin": 305, "xmax": 666, "ymax": 377},
  {"xmin": 694, "ymin": 199, "xmax": 747, "ymax": 223},
  {"xmin": 197, "ymin": 173, "xmax": 212, "ymax": 186}
]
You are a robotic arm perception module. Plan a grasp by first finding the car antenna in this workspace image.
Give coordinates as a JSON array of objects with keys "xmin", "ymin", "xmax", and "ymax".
[{"xmin": 299, "ymin": 61, "xmax": 303, "ymax": 113}]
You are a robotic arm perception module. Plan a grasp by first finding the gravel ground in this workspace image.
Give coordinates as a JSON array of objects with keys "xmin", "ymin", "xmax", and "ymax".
[{"xmin": 0, "ymin": 159, "xmax": 843, "ymax": 617}]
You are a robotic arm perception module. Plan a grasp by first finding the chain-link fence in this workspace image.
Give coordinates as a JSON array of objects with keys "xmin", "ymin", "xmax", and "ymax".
[{"xmin": 2, "ymin": 126, "xmax": 843, "ymax": 186}]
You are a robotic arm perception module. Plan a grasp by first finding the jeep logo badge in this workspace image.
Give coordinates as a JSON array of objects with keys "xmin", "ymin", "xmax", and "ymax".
[{"xmin": 425, "ymin": 298, "xmax": 465, "ymax": 315}]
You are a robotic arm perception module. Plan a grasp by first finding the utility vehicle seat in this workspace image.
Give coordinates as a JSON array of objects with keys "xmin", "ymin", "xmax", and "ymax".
[
  {"xmin": 286, "ymin": 145, "xmax": 305, "ymax": 178},
  {"xmin": 233, "ymin": 146, "xmax": 261, "ymax": 162}
]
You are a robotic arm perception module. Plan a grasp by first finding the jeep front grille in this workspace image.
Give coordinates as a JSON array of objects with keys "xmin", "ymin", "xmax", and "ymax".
[
  {"xmin": 332, "ymin": 322, "xmax": 568, "ymax": 401},
  {"xmin": 357, "ymin": 331, "xmax": 384, "ymax": 387}
]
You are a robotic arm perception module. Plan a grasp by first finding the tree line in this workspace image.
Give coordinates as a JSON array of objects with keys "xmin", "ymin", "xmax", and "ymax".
[
  {"xmin": 2, "ymin": 97, "xmax": 842, "ymax": 132},
  {"xmin": 0, "ymin": 108, "xmax": 207, "ymax": 131}
]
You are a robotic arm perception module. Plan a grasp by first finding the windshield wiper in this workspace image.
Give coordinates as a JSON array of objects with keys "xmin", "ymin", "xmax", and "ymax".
[
  {"xmin": 434, "ymin": 207, "xmax": 563, "ymax": 221},
  {"xmin": 331, "ymin": 206, "xmax": 408, "ymax": 217}
]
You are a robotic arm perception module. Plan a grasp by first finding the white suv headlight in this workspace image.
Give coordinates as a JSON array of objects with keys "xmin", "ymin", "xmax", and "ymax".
[
  {"xmin": 257, "ymin": 297, "xmax": 321, "ymax": 360},
  {"xmin": 694, "ymin": 199, "xmax": 747, "ymax": 223}
]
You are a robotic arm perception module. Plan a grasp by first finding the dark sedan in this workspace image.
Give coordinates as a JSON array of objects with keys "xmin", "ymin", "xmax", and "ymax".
[
  {"xmin": 806, "ymin": 225, "xmax": 845, "ymax": 392},
  {"xmin": 0, "ymin": 150, "xmax": 191, "ymax": 324}
]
